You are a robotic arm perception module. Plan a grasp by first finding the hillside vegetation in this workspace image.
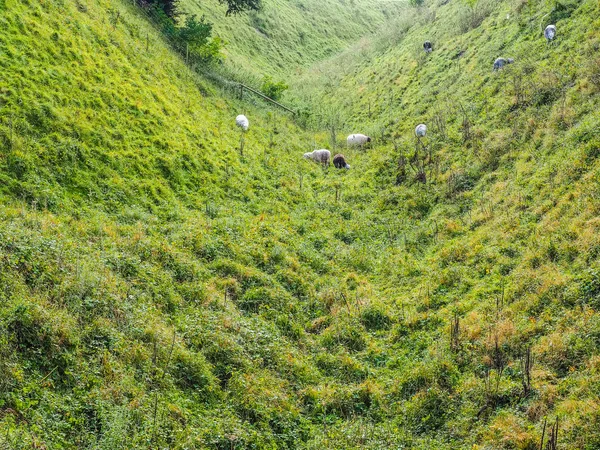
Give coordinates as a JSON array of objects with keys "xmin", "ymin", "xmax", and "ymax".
[
  {"xmin": 1, "ymin": 0, "xmax": 600, "ymax": 449},
  {"xmin": 179, "ymin": 0, "xmax": 402, "ymax": 81}
]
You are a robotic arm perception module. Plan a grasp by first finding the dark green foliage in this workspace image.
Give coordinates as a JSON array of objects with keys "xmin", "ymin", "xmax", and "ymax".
[
  {"xmin": 276, "ymin": 269, "xmax": 310, "ymax": 299},
  {"xmin": 5, "ymin": 304, "xmax": 75, "ymax": 377},
  {"xmin": 138, "ymin": 2, "xmax": 223, "ymax": 64},
  {"xmin": 172, "ymin": 349, "xmax": 219, "ymax": 397},
  {"xmin": 219, "ymin": 0, "xmax": 262, "ymax": 16},
  {"xmin": 141, "ymin": 0, "xmax": 180, "ymax": 19},
  {"xmin": 403, "ymin": 386, "xmax": 451, "ymax": 434},
  {"xmin": 547, "ymin": 241, "xmax": 559, "ymax": 262},
  {"xmin": 0, "ymin": 334, "xmax": 15, "ymax": 400},
  {"xmin": 238, "ymin": 286, "xmax": 281, "ymax": 312},
  {"xmin": 177, "ymin": 14, "xmax": 212, "ymax": 51},
  {"xmin": 446, "ymin": 170, "xmax": 476, "ymax": 197},
  {"xmin": 360, "ymin": 305, "xmax": 392, "ymax": 331},
  {"xmin": 321, "ymin": 322, "xmax": 367, "ymax": 352},
  {"xmin": 548, "ymin": 0, "xmax": 579, "ymax": 23},
  {"xmin": 314, "ymin": 353, "xmax": 368, "ymax": 382}
]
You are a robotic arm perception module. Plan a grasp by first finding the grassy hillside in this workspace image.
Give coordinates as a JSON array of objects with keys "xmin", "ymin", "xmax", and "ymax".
[
  {"xmin": 0, "ymin": 0, "xmax": 418, "ymax": 448},
  {"xmin": 1, "ymin": 0, "xmax": 600, "ymax": 448},
  {"xmin": 287, "ymin": 0, "xmax": 600, "ymax": 447},
  {"xmin": 178, "ymin": 0, "xmax": 403, "ymax": 81}
]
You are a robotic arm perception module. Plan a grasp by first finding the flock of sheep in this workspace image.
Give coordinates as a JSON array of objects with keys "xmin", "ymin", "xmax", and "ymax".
[
  {"xmin": 234, "ymin": 24, "xmax": 558, "ymax": 170},
  {"xmin": 302, "ymin": 134, "xmax": 372, "ymax": 168},
  {"xmin": 493, "ymin": 25, "xmax": 557, "ymax": 70}
]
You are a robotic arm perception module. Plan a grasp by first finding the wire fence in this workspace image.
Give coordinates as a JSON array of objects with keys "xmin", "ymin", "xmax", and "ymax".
[{"xmin": 122, "ymin": 0, "xmax": 298, "ymax": 116}]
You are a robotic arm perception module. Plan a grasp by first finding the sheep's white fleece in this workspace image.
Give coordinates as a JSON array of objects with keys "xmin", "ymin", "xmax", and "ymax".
[
  {"xmin": 303, "ymin": 149, "xmax": 331, "ymax": 164},
  {"xmin": 347, "ymin": 134, "xmax": 370, "ymax": 147},
  {"xmin": 236, "ymin": 115, "xmax": 249, "ymax": 131}
]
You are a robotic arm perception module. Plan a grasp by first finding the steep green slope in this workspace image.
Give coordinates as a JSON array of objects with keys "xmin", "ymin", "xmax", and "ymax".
[
  {"xmin": 287, "ymin": 0, "xmax": 600, "ymax": 448},
  {"xmin": 178, "ymin": 0, "xmax": 403, "ymax": 80},
  {"xmin": 0, "ymin": 0, "xmax": 383, "ymax": 448},
  {"xmin": 2, "ymin": 0, "xmax": 600, "ymax": 448},
  {"xmin": 292, "ymin": 0, "xmax": 600, "ymax": 132}
]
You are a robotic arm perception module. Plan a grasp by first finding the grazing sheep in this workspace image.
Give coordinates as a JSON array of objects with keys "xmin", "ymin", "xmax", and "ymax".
[
  {"xmin": 333, "ymin": 154, "xmax": 350, "ymax": 169},
  {"xmin": 303, "ymin": 149, "xmax": 331, "ymax": 166},
  {"xmin": 423, "ymin": 41, "xmax": 433, "ymax": 53},
  {"xmin": 347, "ymin": 134, "xmax": 371, "ymax": 148},
  {"xmin": 545, "ymin": 25, "xmax": 556, "ymax": 42},
  {"xmin": 236, "ymin": 114, "xmax": 249, "ymax": 131},
  {"xmin": 415, "ymin": 124, "xmax": 427, "ymax": 138},
  {"xmin": 493, "ymin": 57, "xmax": 514, "ymax": 71}
]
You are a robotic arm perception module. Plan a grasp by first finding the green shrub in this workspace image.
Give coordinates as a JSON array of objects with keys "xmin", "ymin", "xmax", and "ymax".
[
  {"xmin": 261, "ymin": 75, "xmax": 289, "ymax": 101},
  {"xmin": 303, "ymin": 381, "xmax": 380, "ymax": 418},
  {"xmin": 314, "ymin": 352, "xmax": 368, "ymax": 382},
  {"xmin": 0, "ymin": 334, "xmax": 16, "ymax": 399},
  {"xmin": 82, "ymin": 318, "xmax": 117, "ymax": 353},
  {"xmin": 403, "ymin": 386, "xmax": 451, "ymax": 434},
  {"xmin": 274, "ymin": 314, "xmax": 304, "ymax": 340},
  {"xmin": 548, "ymin": 0, "xmax": 579, "ymax": 23},
  {"xmin": 144, "ymin": 0, "xmax": 180, "ymax": 19},
  {"xmin": 201, "ymin": 335, "xmax": 249, "ymax": 387},
  {"xmin": 456, "ymin": 0, "xmax": 494, "ymax": 33},
  {"xmin": 219, "ymin": 0, "xmax": 262, "ymax": 16},
  {"xmin": 178, "ymin": 15, "xmax": 224, "ymax": 63},
  {"xmin": 6, "ymin": 304, "xmax": 76, "ymax": 378},
  {"xmin": 276, "ymin": 269, "xmax": 311, "ymax": 299}
]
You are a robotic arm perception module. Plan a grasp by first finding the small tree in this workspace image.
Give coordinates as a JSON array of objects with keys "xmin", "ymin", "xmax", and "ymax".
[
  {"xmin": 219, "ymin": 0, "xmax": 261, "ymax": 16},
  {"xmin": 178, "ymin": 15, "xmax": 212, "ymax": 51},
  {"xmin": 261, "ymin": 75, "xmax": 288, "ymax": 101},
  {"xmin": 409, "ymin": 0, "xmax": 424, "ymax": 6},
  {"xmin": 177, "ymin": 15, "xmax": 224, "ymax": 64},
  {"xmin": 195, "ymin": 36, "xmax": 225, "ymax": 63}
]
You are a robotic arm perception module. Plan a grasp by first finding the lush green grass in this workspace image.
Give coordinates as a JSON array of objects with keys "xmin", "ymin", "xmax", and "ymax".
[
  {"xmin": 1, "ymin": 0, "xmax": 600, "ymax": 448},
  {"xmin": 287, "ymin": 0, "xmax": 600, "ymax": 448},
  {"xmin": 178, "ymin": 0, "xmax": 404, "ymax": 82},
  {"xmin": 0, "ymin": 0, "xmax": 406, "ymax": 447}
]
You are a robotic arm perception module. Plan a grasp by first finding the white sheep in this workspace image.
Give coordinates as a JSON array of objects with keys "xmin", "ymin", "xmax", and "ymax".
[
  {"xmin": 303, "ymin": 149, "xmax": 331, "ymax": 166},
  {"xmin": 236, "ymin": 114, "xmax": 249, "ymax": 131},
  {"xmin": 415, "ymin": 124, "xmax": 427, "ymax": 138},
  {"xmin": 544, "ymin": 25, "xmax": 556, "ymax": 43},
  {"xmin": 347, "ymin": 134, "xmax": 371, "ymax": 148}
]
